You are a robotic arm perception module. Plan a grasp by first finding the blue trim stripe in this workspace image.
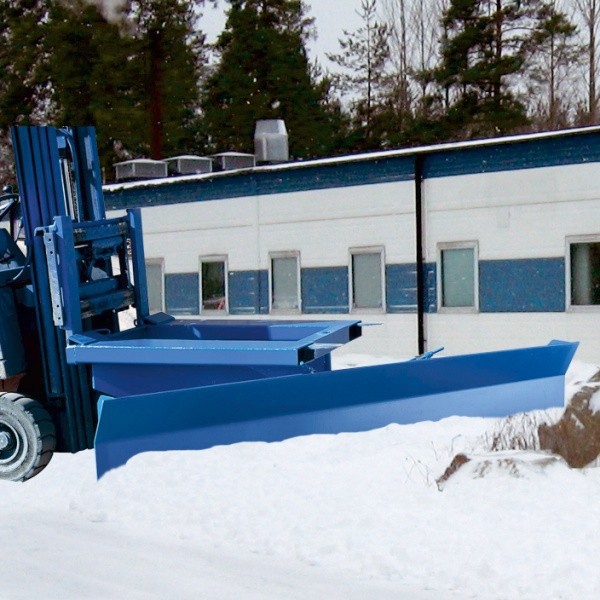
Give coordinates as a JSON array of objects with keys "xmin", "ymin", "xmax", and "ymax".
[
  {"xmin": 163, "ymin": 258, "xmax": 567, "ymax": 317},
  {"xmin": 227, "ymin": 270, "xmax": 269, "ymax": 315},
  {"xmin": 479, "ymin": 258, "xmax": 565, "ymax": 313},
  {"xmin": 386, "ymin": 264, "xmax": 417, "ymax": 313},
  {"xmin": 301, "ymin": 267, "xmax": 349, "ymax": 314},
  {"xmin": 165, "ymin": 273, "xmax": 199, "ymax": 316},
  {"xmin": 424, "ymin": 132, "xmax": 600, "ymax": 179},
  {"xmin": 423, "ymin": 263, "xmax": 437, "ymax": 314}
]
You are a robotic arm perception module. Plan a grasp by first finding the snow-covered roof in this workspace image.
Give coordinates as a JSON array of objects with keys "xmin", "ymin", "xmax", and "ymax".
[
  {"xmin": 211, "ymin": 151, "xmax": 255, "ymax": 157},
  {"xmin": 164, "ymin": 155, "xmax": 211, "ymax": 161},
  {"xmin": 113, "ymin": 158, "xmax": 166, "ymax": 166}
]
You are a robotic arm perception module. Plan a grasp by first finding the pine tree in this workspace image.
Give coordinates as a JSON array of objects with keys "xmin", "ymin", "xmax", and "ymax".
[
  {"xmin": 201, "ymin": 0, "xmax": 337, "ymax": 159},
  {"xmin": 433, "ymin": 0, "xmax": 538, "ymax": 139},
  {"xmin": 327, "ymin": 0, "xmax": 391, "ymax": 150},
  {"xmin": 124, "ymin": 0, "xmax": 207, "ymax": 159},
  {"xmin": 0, "ymin": 0, "xmax": 48, "ymax": 126},
  {"xmin": 575, "ymin": 0, "xmax": 600, "ymax": 123},
  {"xmin": 0, "ymin": 0, "xmax": 49, "ymax": 181},
  {"xmin": 43, "ymin": 1, "xmax": 146, "ymax": 176},
  {"xmin": 528, "ymin": 2, "xmax": 579, "ymax": 129}
]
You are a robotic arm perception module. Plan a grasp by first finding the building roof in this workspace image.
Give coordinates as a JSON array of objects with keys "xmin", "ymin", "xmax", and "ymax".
[{"xmin": 103, "ymin": 126, "xmax": 600, "ymax": 210}]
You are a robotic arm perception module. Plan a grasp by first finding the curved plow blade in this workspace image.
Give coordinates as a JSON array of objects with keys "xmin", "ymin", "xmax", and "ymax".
[{"xmin": 94, "ymin": 340, "xmax": 578, "ymax": 478}]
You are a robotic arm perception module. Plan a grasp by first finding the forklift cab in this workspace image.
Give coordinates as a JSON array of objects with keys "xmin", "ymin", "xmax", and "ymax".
[
  {"xmin": 0, "ymin": 186, "xmax": 27, "ymax": 388},
  {"xmin": 0, "ymin": 185, "xmax": 21, "ymax": 242},
  {"xmin": 0, "ymin": 186, "xmax": 27, "ymax": 280}
]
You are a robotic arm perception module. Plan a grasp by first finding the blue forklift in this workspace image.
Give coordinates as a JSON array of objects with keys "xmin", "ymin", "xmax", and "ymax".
[{"xmin": 0, "ymin": 126, "xmax": 577, "ymax": 482}]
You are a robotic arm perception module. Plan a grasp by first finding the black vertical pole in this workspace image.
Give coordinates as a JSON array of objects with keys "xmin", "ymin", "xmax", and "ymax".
[
  {"xmin": 415, "ymin": 155, "xmax": 426, "ymax": 355},
  {"xmin": 149, "ymin": 28, "xmax": 164, "ymax": 160}
]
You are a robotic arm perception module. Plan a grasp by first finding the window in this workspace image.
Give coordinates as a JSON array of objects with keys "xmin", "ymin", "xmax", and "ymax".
[
  {"xmin": 270, "ymin": 253, "xmax": 300, "ymax": 311},
  {"xmin": 439, "ymin": 243, "xmax": 478, "ymax": 309},
  {"xmin": 200, "ymin": 258, "xmax": 227, "ymax": 312},
  {"xmin": 145, "ymin": 260, "xmax": 164, "ymax": 314},
  {"xmin": 165, "ymin": 273, "xmax": 199, "ymax": 316},
  {"xmin": 569, "ymin": 239, "xmax": 600, "ymax": 306},
  {"xmin": 350, "ymin": 248, "xmax": 384, "ymax": 310}
]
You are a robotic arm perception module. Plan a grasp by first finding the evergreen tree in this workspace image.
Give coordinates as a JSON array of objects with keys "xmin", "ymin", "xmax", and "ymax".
[
  {"xmin": 327, "ymin": 0, "xmax": 391, "ymax": 150},
  {"xmin": 201, "ymin": 0, "xmax": 338, "ymax": 159},
  {"xmin": 0, "ymin": 0, "xmax": 48, "ymax": 127},
  {"xmin": 0, "ymin": 0, "xmax": 49, "ymax": 181},
  {"xmin": 377, "ymin": 0, "xmax": 452, "ymax": 148},
  {"xmin": 43, "ymin": 1, "xmax": 146, "ymax": 176},
  {"xmin": 433, "ymin": 0, "xmax": 539, "ymax": 139},
  {"xmin": 1, "ymin": 1, "xmax": 208, "ymax": 179},
  {"xmin": 528, "ymin": 2, "xmax": 579, "ymax": 129},
  {"xmin": 124, "ymin": 0, "xmax": 207, "ymax": 159},
  {"xmin": 575, "ymin": 0, "xmax": 600, "ymax": 124}
]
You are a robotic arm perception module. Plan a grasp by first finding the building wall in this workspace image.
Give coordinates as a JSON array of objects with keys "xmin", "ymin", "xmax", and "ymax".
[
  {"xmin": 106, "ymin": 130, "xmax": 600, "ymax": 363},
  {"xmin": 136, "ymin": 180, "xmax": 419, "ymax": 316},
  {"xmin": 423, "ymin": 161, "xmax": 600, "ymax": 361},
  {"xmin": 425, "ymin": 162, "xmax": 600, "ymax": 262}
]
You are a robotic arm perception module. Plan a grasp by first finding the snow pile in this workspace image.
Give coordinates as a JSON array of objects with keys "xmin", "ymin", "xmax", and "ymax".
[
  {"xmin": 436, "ymin": 450, "xmax": 566, "ymax": 491},
  {"xmin": 590, "ymin": 389, "xmax": 600, "ymax": 414},
  {"xmin": 564, "ymin": 359, "xmax": 600, "ymax": 401},
  {"xmin": 1, "ymin": 358, "xmax": 600, "ymax": 598}
]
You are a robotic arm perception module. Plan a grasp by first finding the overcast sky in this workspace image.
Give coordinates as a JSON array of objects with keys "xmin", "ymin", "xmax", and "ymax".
[{"xmin": 200, "ymin": 1, "xmax": 365, "ymax": 70}]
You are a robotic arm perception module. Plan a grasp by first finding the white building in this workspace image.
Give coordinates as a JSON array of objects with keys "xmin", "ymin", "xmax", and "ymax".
[{"xmin": 105, "ymin": 127, "xmax": 600, "ymax": 363}]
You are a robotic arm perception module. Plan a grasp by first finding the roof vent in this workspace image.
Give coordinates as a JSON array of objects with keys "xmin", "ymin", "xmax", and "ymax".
[
  {"xmin": 211, "ymin": 152, "xmax": 256, "ymax": 171},
  {"xmin": 114, "ymin": 159, "xmax": 167, "ymax": 182},
  {"xmin": 254, "ymin": 119, "xmax": 289, "ymax": 163},
  {"xmin": 165, "ymin": 155, "xmax": 213, "ymax": 176}
]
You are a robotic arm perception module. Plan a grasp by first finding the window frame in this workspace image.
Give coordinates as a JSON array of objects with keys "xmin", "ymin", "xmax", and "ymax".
[
  {"xmin": 566, "ymin": 234, "xmax": 600, "ymax": 312},
  {"xmin": 437, "ymin": 241, "xmax": 479, "ymax": 313},
  {"xmin": 145, "ymin": 258, "xmax": 165, "ymax": 314},
  {"xmin": 199, "ymin": 255, "xmax": 228, "ymax": 314},
  {"xmin": 348, "ymin": 246, "xmax": 386, "ymax": 313},
  {"xmin": 269, "ymin": 251, "xmax": 301, "ymax": 314}
]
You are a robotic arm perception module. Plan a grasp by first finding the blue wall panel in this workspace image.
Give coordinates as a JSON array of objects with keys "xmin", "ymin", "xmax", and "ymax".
[
  {"xmin": 165, "ymin": 273, "xmax": 199, "ymax": 315},
  {"xmin": 227, "ymin": 270, "xmax": 269, "ymax": 315},
  {"xmin": 479, "ymin": 258, "xmax": 565, "ymax": 312},
  {"xmin": 386, "ymin": 264, "xmax": 417, "ymax": 313},
  {"xmin": 301, "ymin": 267, "xmax": 349, "ymax": 314},
  {"xmin": 423, "ymin": 263, "xmax": 437, "ymax": 314},
  {"xmin": 163, "ymin": 260, "xmax": 568, "ymax": 317}
]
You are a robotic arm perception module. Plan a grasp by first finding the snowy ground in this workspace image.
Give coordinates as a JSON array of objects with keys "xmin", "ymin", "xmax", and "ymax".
[{"xmin": 2, "ymin": 356, "xmax": 600, "ymax": 599}]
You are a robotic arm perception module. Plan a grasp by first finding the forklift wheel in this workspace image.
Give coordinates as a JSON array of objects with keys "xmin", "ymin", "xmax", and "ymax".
[{"xmin": 0, "ymin": 393, "xmax": 56, "ymax": 482}]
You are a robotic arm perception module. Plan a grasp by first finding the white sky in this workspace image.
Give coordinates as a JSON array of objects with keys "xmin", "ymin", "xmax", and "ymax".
[{"xmin": 200, "ymin": 0, "xmax": 365, "ymax": 70}]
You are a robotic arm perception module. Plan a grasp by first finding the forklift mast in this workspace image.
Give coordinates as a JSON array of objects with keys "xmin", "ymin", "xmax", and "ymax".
[{"xmin": 8, "ymin": 126, "xmax": 148, "ymax": 453}]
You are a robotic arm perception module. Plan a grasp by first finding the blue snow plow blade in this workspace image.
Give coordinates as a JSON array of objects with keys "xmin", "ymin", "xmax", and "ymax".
[{"xmin": 93, "ymin": 339, "xmax": 577, "ymax": 479}]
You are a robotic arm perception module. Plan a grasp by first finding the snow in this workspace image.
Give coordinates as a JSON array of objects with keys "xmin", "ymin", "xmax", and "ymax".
[
  {"xmin": 564, "ymin": 360, "xmax": 600, "ymax": 401},
  {"xmin": 2, "ymin": 358, "xmax": 600, "ymax": 599},
  {"xmin": 590, "ymin": 389, "xmax": 600, "ymax": 414}
]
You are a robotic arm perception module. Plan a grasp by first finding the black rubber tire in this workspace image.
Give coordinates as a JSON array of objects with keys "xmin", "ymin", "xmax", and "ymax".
[{"xmin": 0, "ymin": 392, "xmax": 56, "ymax": 482}]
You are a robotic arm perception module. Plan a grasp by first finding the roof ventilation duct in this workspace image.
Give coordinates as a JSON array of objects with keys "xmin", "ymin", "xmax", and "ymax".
[
  {"xmin": 211, "ymin": 152, "xmax": 256, "ymax": 171},
  {"xmin": 114, "ymin": 159, "xmax": 167, "ymax": 182},
  {"xmin": 165, "ymin": 155, "xmax": 213, "ymax": 175},
  {"xmin": 254, "ymin": 119, "xmax": 289, "ymax": 164}
]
